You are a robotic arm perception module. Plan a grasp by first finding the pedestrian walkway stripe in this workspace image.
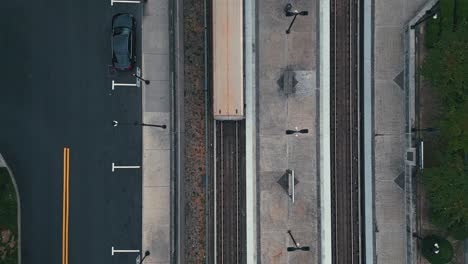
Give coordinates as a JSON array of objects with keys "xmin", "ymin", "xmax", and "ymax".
[{"xmin": 62, "ymin": 147, "xmax": 70, "ymax": 264}]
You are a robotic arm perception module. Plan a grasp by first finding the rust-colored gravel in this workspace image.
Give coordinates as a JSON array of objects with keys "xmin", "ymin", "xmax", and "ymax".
[{"xmin": 183, "ymin": 0, "xmax": 206, "ymax": 263}]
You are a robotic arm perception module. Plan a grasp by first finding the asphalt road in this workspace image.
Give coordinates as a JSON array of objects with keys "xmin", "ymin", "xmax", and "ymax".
[{"xmin": 0, "ymin": 1, "xmax": 143, "ymax": 263}]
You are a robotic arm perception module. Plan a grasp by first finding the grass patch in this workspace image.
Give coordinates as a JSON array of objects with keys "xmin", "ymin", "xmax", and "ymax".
[
  {"xmin": 421, "ymin": 0, "xmax": 468, "ymax": 240},
  {"xmin": 0, "ymin": 167, "xmax": 18, "ymax": 263}
]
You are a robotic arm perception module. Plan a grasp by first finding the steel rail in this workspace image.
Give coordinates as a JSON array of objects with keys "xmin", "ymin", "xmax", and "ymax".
[
  {"xmin": 330, "ymin": 0, "xmax": 362, "ymax": 263},
  {"xmin": 214, "ymin": 121, "xmax": 244, "ymax": 264}
]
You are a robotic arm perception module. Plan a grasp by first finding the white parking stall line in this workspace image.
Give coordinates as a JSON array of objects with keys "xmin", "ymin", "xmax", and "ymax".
[
  {"xmin": 111, "ymin": 0, "xmax": 140, "ymax": 6},
  {"xmin": 111, "ymin": 246, "xmax": 140, "ymax": 256},
  {"xmin": 112, "ymin": 80, "xmax": 139, "ymax": 90},
  {"xmin": 112, "ymin": 162, "xmax": 141, "ymax": 172}
]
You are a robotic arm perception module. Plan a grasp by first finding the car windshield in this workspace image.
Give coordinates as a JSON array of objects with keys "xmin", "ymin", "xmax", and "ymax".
[
  {"xmin": 113, "ymin": 27, "xmax": 130, "ymax": 35},
  {"xmin": 112, "ymin": 14, "xmax": 133, "ymax": 29}
]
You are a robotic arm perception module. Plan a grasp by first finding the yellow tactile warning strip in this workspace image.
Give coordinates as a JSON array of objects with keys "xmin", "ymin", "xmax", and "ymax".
[{"xmin": 62, "ymin": 147, "xmax": 70, "ymax": 264}]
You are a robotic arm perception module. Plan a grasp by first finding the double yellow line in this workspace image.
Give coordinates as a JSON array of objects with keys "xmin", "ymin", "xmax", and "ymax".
[{"xmin": 62, "ymin": 147, "xmax": 70, "ymax": 264}]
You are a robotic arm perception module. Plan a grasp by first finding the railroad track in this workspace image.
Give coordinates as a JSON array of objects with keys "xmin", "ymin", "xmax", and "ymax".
[
  {"xmin": 214, "ymin": 121, "xmax": 246, "ymax": 264},
  {"xmin": 330, "ymin": 0, "xmax": 362, "ymax": 263}
]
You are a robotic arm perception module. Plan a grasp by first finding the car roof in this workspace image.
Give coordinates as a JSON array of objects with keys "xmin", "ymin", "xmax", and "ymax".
[
  {"xmin": 113, "ymin": 33, "xmax": 129, "ymax": 54},
  {"xmin": 112, "ymin": 32, "xmax": 130, "ymax": 68}
]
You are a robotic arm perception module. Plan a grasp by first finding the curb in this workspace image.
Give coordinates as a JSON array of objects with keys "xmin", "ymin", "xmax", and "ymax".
[
  {"xmin": 0, "ymin": 153, "xmax": 21, "ymax": 264},
  {"xmin": 244, "ymin": 0, "xmax": 257, "ymax": 262}
]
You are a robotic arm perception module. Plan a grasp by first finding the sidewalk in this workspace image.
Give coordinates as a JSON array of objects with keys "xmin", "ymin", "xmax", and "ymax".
[
  {"xmin": 373, "ymin": 0, "xmax": 426, "ymax": 263},
  {"xmin": 141, "ymin": 0, "xmax": 171, "ymax": 263},
  {"xmin": 257, "ymin": 0, "xmax": 319, "ymax": 263}
]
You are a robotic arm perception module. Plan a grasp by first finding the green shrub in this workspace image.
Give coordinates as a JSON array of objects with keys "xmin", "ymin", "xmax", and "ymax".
[
  {"xmin": 421, "ymin": 235, "xmax": 453, "ymax": 264},
  {"xmin": 448, "ymin": 222, "xmax": 468, "ymax": 240},
  {"xmin": 424, "ymin": 8, "xmax": 442, "ymax": 49},
  {"xmin": 0, "ymin": 168, "xmax": 18, "ymax": 264},
  {"xmin": 421, "ymin": 0, "xmax": 468, "ymax": 239}
]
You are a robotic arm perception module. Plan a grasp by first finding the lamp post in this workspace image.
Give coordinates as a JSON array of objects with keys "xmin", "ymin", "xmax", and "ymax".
[
  {"xmin": 137, "ymin": 122, "xmax": 167, "ymax": 129},
  {"xmin": 287, "ymin": 246, "xmax": 311, "ymax": 252},
  {"xmin": 112, "ymin": 120, "xmax": 166, "ymax": 129},
  {"xmin": 286, "ymin": 127, "xmax": 309, "ymax": 135},
  {"xmin": 141, "ymin": 251, "xmax": 150, "ymax": 263},
  {"xmin": 411, "ymin": 127, "xmax": 439, "ymax": 133},
  {"xmin": 287, "ymin": 230, "xmax": 310, "ymax": 252},
  {"xmin": 374, "ymin": 127, "xmax": 438, "ymax": 137},
  {"xmin": 410, "ymin": 3, "xmax": 439, "ymax": 29},
  {"xmin": 132, "ymin": 73, "xmax": 150, "ymax": 85},
  {"xmin": 284, "ymin": 3, "xmax": 309, "ymax": 34}
]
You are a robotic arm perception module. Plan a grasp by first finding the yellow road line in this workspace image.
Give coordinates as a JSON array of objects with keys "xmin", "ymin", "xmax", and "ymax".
[
  {"xmin": 62, "ymin": 148, "xmax": 66, "ymax": 264},
  {"xmin": 62, "ymin": 148, "xmax": 70, "ymax": 264},
  {"xmin": 66, "ymin": 147, "xmax": 69, "ymax": 264}
]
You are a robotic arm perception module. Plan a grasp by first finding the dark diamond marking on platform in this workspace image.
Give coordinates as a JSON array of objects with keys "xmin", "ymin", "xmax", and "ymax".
[
  {"xmin": 278, "ymin": 71, "xmax": 299, "ymax": 95},
  {"xmin": 394, "ymin": 172, "xmax": 405, "ymax": 190},
  {"xmin": 277, "ymin": 173, "xmax": 289, "ymax": 192},
  {"xmin": 291, "ymin": 74, "xmax": 299, "ymax": 88},
  {"xmin": 277, "ymin": 74, "xmax": 284, "ymax": 90},
  {"xmin": 277, "ymin": 171, "xmax": 299, "ymax": 194},
  {"xmin": 393, "ymin": 70, "xmax": 404, "ymax": 90}
]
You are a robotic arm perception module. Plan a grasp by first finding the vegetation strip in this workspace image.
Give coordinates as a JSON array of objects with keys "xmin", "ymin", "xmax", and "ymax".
[
  {"xmin": 421, "ymin": 0, "xmax": 468, "ymax": 240},
  {"xmin": 0, "ymin": 167, "xmax": 18, "ymax": 263}
]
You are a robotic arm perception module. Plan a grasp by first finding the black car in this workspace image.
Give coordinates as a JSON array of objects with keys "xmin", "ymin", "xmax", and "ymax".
[{"xmin": 112, "ymin": 13, "xmax": 136, "ymax": 71}]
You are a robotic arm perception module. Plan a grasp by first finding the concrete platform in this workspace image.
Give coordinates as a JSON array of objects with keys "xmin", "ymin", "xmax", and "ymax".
[
  {"xmin": 373, "ymin": 0, "xmax": 427, "ymax": 262},
  {"xmin": 257, "ymin": 0, "xmax": 319, "ymax": 263}
]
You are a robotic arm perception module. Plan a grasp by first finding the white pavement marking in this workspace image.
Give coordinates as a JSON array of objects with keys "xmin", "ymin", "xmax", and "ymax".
[
  {"xmin": 136, "ymin": 67, "xmax": 141, "ymax": 88},
  {"xmin": 110, "ymin": 0, "xmax": 140, "ymax": 6},
  {"xmin": 111, "ymin": 246, "xmax": 140, "ymax": 256},
  {"xmin": 244, "ymin": 0, "xmax": 257, "ymax": 262},
  {"xmin": 112, "ymin": 80, "xmax": 138, "ymax": 90},
  {"xmin": 112, "ymin": 162, "xmax": 141, "ymax": 172},
  {"xmin": 419, "ymin": 141, "xmax": 424, "ymax": 170},
  {"xmin": 288, "ymin": 169, "xmax": 295, "ymax": 204},
  {"xmin": 319, "ymin": 0, "xmax": 332, "ymax": 262}
]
